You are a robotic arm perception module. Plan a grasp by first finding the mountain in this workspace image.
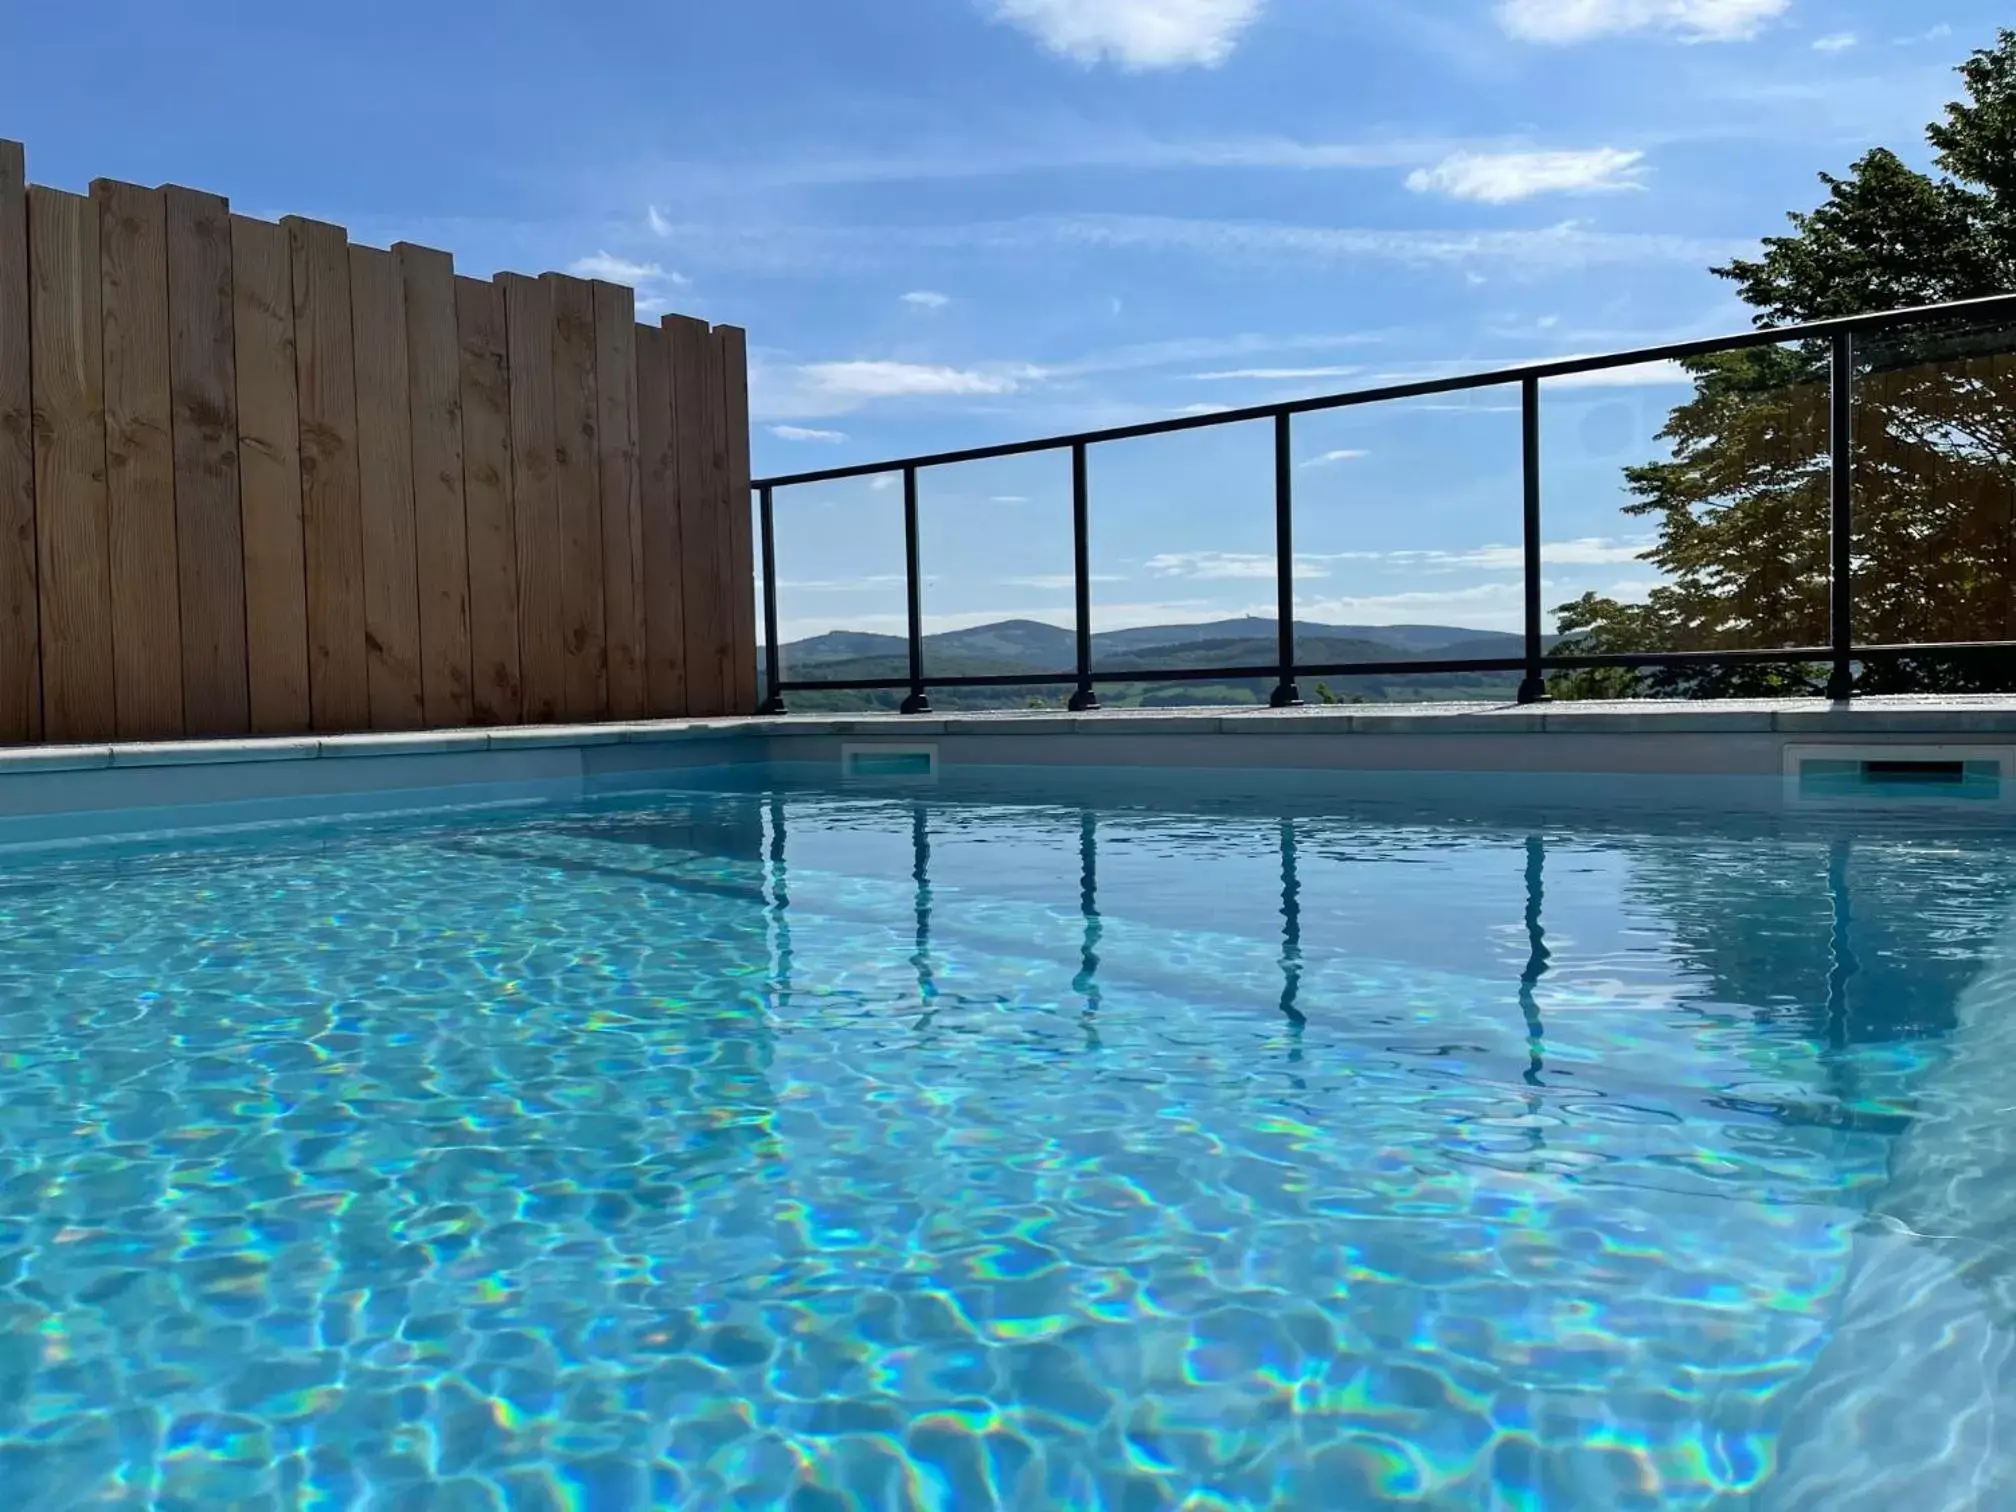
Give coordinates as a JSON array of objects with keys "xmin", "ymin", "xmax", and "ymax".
[
  {"xmin": 774, "ymin": 617, "xmax": 1527, "ymax": 673},
  {"xmin": 765, "ymin": 616, "xmax": 1533, "ymax": 711}
]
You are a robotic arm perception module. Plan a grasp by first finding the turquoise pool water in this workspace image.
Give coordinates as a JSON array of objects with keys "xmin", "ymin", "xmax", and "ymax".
[{"xmin": 3, "ymin": 776, "xmax": 2014, "ymax": 1509}]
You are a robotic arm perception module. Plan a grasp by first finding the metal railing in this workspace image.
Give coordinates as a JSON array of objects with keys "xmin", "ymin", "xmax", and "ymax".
[{"xmin": 752, "ymin": 294, "xmax": 2016, "ymax": 714}]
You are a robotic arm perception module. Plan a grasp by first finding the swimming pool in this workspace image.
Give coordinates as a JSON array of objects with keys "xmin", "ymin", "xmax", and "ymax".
[{"xmin": 2, "ymin": 771, "xmax": 2012, "ymax": 1509}]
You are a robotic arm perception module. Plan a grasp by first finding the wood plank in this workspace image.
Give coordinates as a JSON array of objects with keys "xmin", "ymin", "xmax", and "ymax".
[
  {"xmin": 0, "ymin": 141, "xmax": 36, "ymax": 744},
  {"xmin": 398, "ymin": 243, "xmax": 471, "ymax": 728},
  {"xmin": 634, "ymin": 321, "xmax": 685, "ymax": 716},
  {"xmin": 715, "ymin": 323, "xmax": 757, "ymax": 715},
  {"xmin": 164, "ymin": 185, "xmax": 249, "ymax": 736},
  {"xmin": 287, "ymin": 216, "xmax": 369, "ymax": 732},
  {"xmin": 499, "ymin": 273, "xmax": 564, "ymax": 721},
  {"xmin": 95, "ymin": 179, "xmax": 184, "ymax": 740},
  {"xmin": 231, "ymin": 214, "xmax": 311, "ymax": 734},
  {"xmin": 349, "ymin": 243, "xmax": 424, "ymax": 729},
  {"xmin": 666, "ymin": 314, "xmax": 725, "ymax": 716},
  {"xmin": 455, "ymin": 275, "xmax": 520, "ymax": 724},
  {"xmin": 594, "ymin": 282, "xmax": 645, "ymax": 718},
  {"xmin": 28, "ymin": 187, "xmax": 116, "ymax": 742},
  {"xmin": 546, "ymin": 272, "xmax": 605, "ymax": 720}
]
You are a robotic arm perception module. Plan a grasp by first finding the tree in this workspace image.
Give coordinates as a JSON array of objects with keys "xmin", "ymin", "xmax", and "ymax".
[{"xmin": 1552, "ymin": 31, "xmax": 2016, "ymax": 699}]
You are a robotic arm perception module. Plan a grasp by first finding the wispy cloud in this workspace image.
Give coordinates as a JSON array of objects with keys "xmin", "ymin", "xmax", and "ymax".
[
  {"xmin": 1001, "ymin": 573, "xmax": 1127, "ymax": 589},
  {"xmin": 771, "ymin": 424, "xmax": 849, "ymax": 443},
  {"xmin": 1812, "ymin": 31, "xmax": 1858, "ymax": 51},
  {"xmin": 1147, "ymin": 538, "xmax": 1652, "ymax": 583},
  {"xmin": 648, "ymin": 213, "xmax": 1744, "ymax": 279},
  {"xmin": 1499, "ymin": 0, "xmax": 1789, "ymax": 44},
  {"xmin": 1406, "ymin": 148, "xmax": 1647, "ymax": 204},
  {"xmin": 902, "ymin": 290, "xmax": 952, "ymax": 310},
  {"xmin": 1191, "ymin": 364, "xmax": 1364, "ymax": 381},
  {"xmin": 802, "ymin": 360, "xmax": 1031, "ymax": 401},
  {"xmin": 1301, "ymin": 448, "xmax": 1370, "ymax": 468},
  {"xmin": 985, "ymin": 0, "xmax": 1267, "ymax": 70},
  {"xmin": 645, "ymin": 206, "xmax": 672, "ymax": 237},
  {"xmin": 568, "ymin": 251, "xmax": 690, "ymax": 286},
  {"xmin": 778, "ymin": 574, "xmax": 906, "ymax": 592}
]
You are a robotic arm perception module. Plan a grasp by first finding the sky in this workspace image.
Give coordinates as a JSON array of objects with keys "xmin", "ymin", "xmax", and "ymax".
[{"xmin": 5, "ymin": 0, "xmax": 1997, "ymax": 644}]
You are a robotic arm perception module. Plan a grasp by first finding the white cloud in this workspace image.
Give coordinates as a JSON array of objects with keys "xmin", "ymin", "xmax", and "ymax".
[
  {"xmin": 646, "ymin": 206, "xmax": 673, "ymax": 237},
  {"xmin": 902, "ymin": 290, "xmax": 952, "ymax": 309},
  {"xmin": 1147, "ymin": 551, "xmax": 1354, "ymax": 580},
  {"xmin": 568, "ymin": 251, "xmax": 690, "ymax": 286},
  {"xmin": 801, "ymin": 361, "xmax": 1027, "ymax": 400},
  {"xmin": 1301, "ymin": 448, "xmax": 1370, "ymax": 468},
  {"xmin": 778, "ymin": 574, "xmax": 906, "ymax": 592},
  {"xmin": 991, "ymin": 495, "xmax": 1032, "ymax": 504},
  {"xmin": 869, "ymin": 474, "xmax": 900, "ymax": 492},
  {"xmin": 1406, "ymin": 148, "xmax": 1646, "ymax": 204},
  {"xmin": 771, "ymin": 425, "xmax": 849, "ymax": 443},
  {"xmin": 1191, "ymin": 365, "xmax": 1363, "ymax": 381},
  {"xmin": 985, "ymin": 0, "xmax": 1267, "ymax": 69},
  {"xmin": 1002, "ymin": 573, "xmax": 1126, "ymax": 589},
  {"xmin": 1498, "ymin": 0, "xmax": 1789, "ymax": 44},
  {"xmin": 1812, "ymin": 31, "xmax": 1857, "ymax": 51}
]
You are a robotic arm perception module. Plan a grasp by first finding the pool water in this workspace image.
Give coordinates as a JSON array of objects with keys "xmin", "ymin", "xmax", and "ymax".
[{"xmin": 3, "ymin": 775, "xmax": 2015, "ymax": 1509}]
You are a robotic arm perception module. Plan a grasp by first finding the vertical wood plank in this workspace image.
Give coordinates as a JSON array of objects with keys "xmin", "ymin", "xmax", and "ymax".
[
  {"xmin": 232, "ymin": 214, "xmax": 311, "ymax": 734},
  {"xmin": 715, "ymin": 324, "xmax": 757, "ymax": 715},
  {"xmin": 349, "ymin": 244, "xmax": 424, "ymax": 729},
  {"xmin": 164, "ymin": 185, "xmax": 249, "ymax": 736},
  {"xmin": 95, "ymin": 179, "xmax": 184, "ymax": 740},
  {"xmin": 0, "ymin": 141, "xmax": 37, "ymax": 743},
  {"xmin": 500, "ymin": 273, "xmax": 563, "ymax": 721},
  {"xmin": 455, "ymin": 275, "xmax": 519, "ymax": 724},
  {"xmin": 287, "ymin": 216, "xmax": 369, "ymax": 732},
  {"xmin": 666, "ymin": 314, "xmax": 725, "ymax": 716},
  {"xmin": 399, "ymin": 243, "xmax": 471, "ymax": 728},
  {"xmin": 547, "ymin": 273, "xmax": 605, "ymax": 720},
  {"xmin": 29, "ymin": 187, "xmax": 116, "ymax": 741},
  {"xmin": 634, "ymin": 322, "xmax": 685, "ymax": 717},
  {"xmin": 594, "ymin": 283, "xmax": 645, "ymax": 718}
]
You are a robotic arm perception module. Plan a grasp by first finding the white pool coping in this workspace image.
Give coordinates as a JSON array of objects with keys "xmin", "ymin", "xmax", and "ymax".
[{"xmin": 6, "ymin": 697, "xmax": 2016, "ymax": 846}]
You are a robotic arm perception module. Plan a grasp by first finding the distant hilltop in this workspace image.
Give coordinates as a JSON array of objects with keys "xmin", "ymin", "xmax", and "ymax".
[{"xmin": 763, "ymin": 617, "xmax": 1559, "ymax": 711}]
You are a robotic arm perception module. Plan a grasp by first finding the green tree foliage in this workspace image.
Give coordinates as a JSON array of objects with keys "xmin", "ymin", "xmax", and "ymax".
[{"xmin": 1551, "ymin": 31, "xmax": 2016, "ymax": 698}]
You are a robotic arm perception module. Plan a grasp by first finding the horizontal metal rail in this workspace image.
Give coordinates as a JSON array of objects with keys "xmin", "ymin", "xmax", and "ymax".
[
  {"xmin": 752, "ymin": 293, "xmax": 2016, "ymax": 491},
  {"xmin": 752, "ymin": 296, "xmax": 2016, "ymax": 714}
]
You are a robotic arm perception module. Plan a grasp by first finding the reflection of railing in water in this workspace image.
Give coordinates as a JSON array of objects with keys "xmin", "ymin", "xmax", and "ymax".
[{"xmin": 756, "ymin": 801, "xmax": 1566, "ymax": 1055}]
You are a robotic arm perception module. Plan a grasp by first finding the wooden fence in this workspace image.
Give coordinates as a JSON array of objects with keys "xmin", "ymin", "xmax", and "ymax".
[{"xmin": 0, "ymin": 139, "xmax": 756, "ymax": 747}]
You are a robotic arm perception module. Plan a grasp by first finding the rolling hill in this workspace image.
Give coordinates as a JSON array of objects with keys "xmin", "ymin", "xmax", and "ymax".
[{"xmin": 763, "ymin": 617, "xmax": 1542, "ymax": 710}]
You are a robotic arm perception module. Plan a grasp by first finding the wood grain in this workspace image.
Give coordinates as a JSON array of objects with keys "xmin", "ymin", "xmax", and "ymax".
[
  {"xmin": 594, "ymin": 283, "xmax": 645, "ymax": 718},
  {"xmin": 715, "ymin": 323, "xmax": 757, "ymax": 715},
  {"xmin": 634, "ymin": 321, "xmax": 685, "ymax": 716},
  {"xmin": 95, "ymin": 179, "xmax": 184, "ymax": 739},
  {"xmin": 287, "ymin": 216, "xmax": 369, "ymax": 732},
  {"xmin": 29, "ymin": 187, "xmax": 116, "ymax": 741},
  {"xmin": 455, "ymin": 275, "xmax": 519, "ymax": 724},
  {"xmin": 547, "ymin": 273, "xmax": 605, "ymax": 720},
  {"xmin": 667, "ymin": 314, "xmax": 726, "ymax": 716},
  {"xmin": 399, "ymin": 243, "xmax": 471, "ymax": 728},
  {"xmin": 500, "ymin": 273, "xmax": 563, "ymax": 721},
  {"xmin": 349, "ymin": 243, "xmax": 424, "ymax": 729},
  {"xmin": 164, "ymin": 184, "xmax": 249, "ymax": 735},
  {"xmin": 231, "ymin": 214, "xmax": 310, "ymax": 733},
  {"xmin": 0, "ymin": 141, "xmax": 37, "ymax": 743}
]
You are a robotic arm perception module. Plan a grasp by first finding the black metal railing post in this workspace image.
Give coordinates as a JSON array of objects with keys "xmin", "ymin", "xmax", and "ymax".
[
  {"xmin": 1068, "ymin": 442, "xmax": 1098, "ymax": 712},
  {"xmin": 1827, "ymin": 332, "xmax": 1856, "ymax": 702},
  {"xmin": 900, "ymin": 465, "xmax": 931, "ymax": 715},
  {"xmin": 1269, "ymin": 412, "xmax": 1302, "ymax": 708},
  {"xmin": 758, "ymin": 485, "xmax": 785, "ymax": 715},
  {"xmin": 1518, "ymin": 377, "xmax": 1549, "ymax": 705}
]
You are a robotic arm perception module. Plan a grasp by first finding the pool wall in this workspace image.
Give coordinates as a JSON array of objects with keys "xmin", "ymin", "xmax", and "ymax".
[{"xmin": 5, "ymin": 697, "xmax": 2016, "ymax": 845}]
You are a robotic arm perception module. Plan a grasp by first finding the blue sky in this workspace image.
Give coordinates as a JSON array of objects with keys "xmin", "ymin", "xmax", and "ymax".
[{"xmin": 7, "ymin": 0, "xmax": 1994, "ymax": 642}]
